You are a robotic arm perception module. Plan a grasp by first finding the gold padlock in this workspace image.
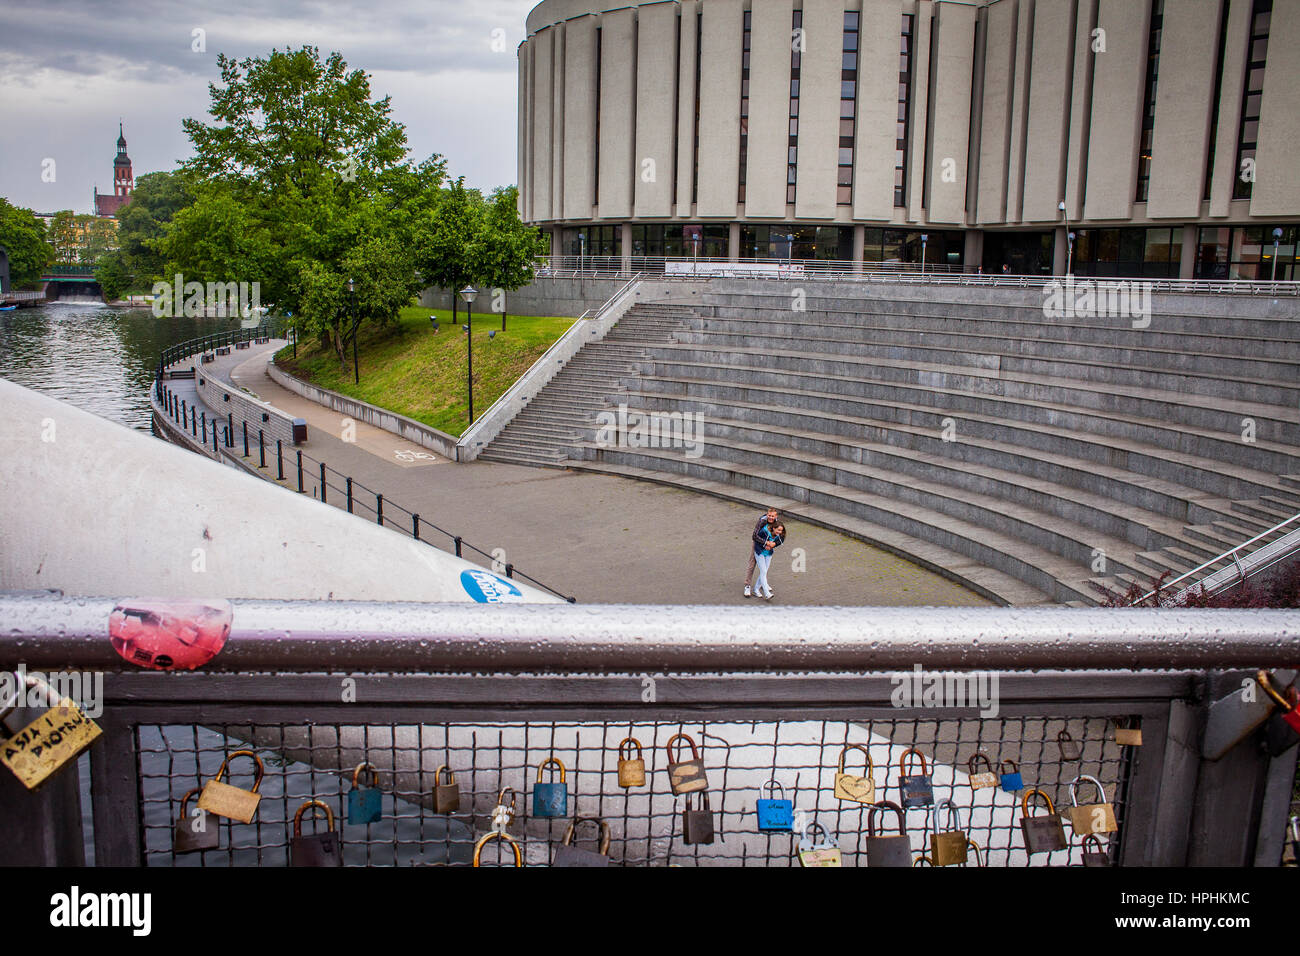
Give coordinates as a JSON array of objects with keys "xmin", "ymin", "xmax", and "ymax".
[
  {"xmin": 473, "ymin": 829, "xmax": 523, "ymax": 867},
  {"xmin": 1114, "ymin": 718, "xmax": 1142, "ymax": 746},
  {"xmin": 196, "ymin": 749, "xmax": 265, "ymax": 823},
  {"xmin": 912, "ymin": 854, "xmax": 933, "ymax": 867},
  {"xmin": 0, "ymin": 672, "xmax": 102, "ymax": 790},
  {"xmin": 617, "ymin": 736, "xmax": 646, "ymax": 788},
  {"xmin": 1067, "ymin": 774, "xmax": 1118, "ymax": 835},
  {"xmin": 929, "ymin": 799, "xmax": 969, "ymax": 866},
  {"xmin": 833, "ymin": 743, "xmax": 876, "ymax": 803},
  {"xmin": 433, "ymin": 765, "xmax": 460, "ymax": 814},
  {"xmin": 967, "ymin": 752, "xmax": 998, "ymax": 789}
]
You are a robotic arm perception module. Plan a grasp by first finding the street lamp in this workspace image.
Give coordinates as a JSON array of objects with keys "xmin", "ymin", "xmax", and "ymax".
[
  {"xmin": 579, "ymin": 233, "xmax": 586, "ymax": 275},
  {"xmin": 1067, "ymin": 231, "xmax": 1076, "ymax": 277},
  {"xmin": 921, "ymin": 234, "xmax": 929, "ymax": 274},
  {"xmin": 460, "ymin": 285, "xmax": 478, "ymax": 424},
  {"xmin": 1058, "ymin": 201, "xmax": 1070, "ymax": 276},
  {"xmin": 1272, "ymin": 227, "xmax": 1284, "ymax": 282},
  {"xmin": 346, "ymin": 277, "xmax": 360, "ymax": 385}
]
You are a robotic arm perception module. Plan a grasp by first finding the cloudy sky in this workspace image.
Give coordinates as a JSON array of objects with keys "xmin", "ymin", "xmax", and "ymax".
[{"xmin": 0, "ymin": 0, "xmax": 534, "ymax": 213}]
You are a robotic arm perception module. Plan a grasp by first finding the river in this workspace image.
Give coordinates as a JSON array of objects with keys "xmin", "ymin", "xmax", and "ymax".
[{"xmin": 0, "ymin": 300, "xmax": 241, "ymax": 430}]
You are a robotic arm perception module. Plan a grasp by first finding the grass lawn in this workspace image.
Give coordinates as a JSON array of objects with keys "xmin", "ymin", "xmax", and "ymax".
[{"xmin": 276, "ymin": 305, "xmax": 575, "ymax": 436}]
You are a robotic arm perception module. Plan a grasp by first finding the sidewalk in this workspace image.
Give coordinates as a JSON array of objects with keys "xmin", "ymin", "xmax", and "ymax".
[{"xmin": 179, "ymin": 341, "xmax": 989, "ymax": 607}]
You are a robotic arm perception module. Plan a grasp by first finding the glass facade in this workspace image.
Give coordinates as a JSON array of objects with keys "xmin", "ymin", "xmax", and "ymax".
[
  {"xmin": 738, "ymin": 10, "xmax": 751, "ymax": 203},
  {"xmin": 863, "ymin": 228, "xmax": 963, "ymax": 267},
  {"xmin": 1135, "ymin": 0, "xmax": 1163, "ymax": 203},
  {"xmin": 838, "ymin": 11, "xmax": 859, "ymax": 206},
  {"xmin": 1195, "ymin": 225, "xmax": 1298, "ymax": 280},
  {"xmin": 563, "ymin": 225, "xmax": 621, "ymax": 258},
  {"xmin": 741, "ymin": 225, "xmax": 853, "ymax": 261},
  {"xmin": 1233, "ymin": 0, "xmax": 1271, "ymax": 202},
  {"xmin": 896, "ymin": 14, "xmax": 914, "ymax": 208},
  {"xmin": 788, "ymin": 8, "xmax": 802, "ymax": 206},
  {"xmin": 1071, "ymin": 227, "xmax": 1182, "ymax": 278},
  {"xmin": 631, "ymin": 223, "xmax": 728, "ymax": 259}
]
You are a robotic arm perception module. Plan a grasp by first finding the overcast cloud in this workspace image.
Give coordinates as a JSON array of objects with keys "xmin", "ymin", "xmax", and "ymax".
[{"xmin": 0, "ymin": 0, "xmax": 534, "ymax": 213}]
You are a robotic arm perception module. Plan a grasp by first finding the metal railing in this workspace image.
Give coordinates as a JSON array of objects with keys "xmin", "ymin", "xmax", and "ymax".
[
  {"xmin": 1131, "ymin": 511, "xmax": 1300, "ymax": 606},
  {"xmin": 4, "ymin": 596, "xmax": 1299, "ymax": 867},
  {"xmin": 534, "ymin": 255, "xmax": 1300, "ymax": 295},
  {"xmin": 152, "ymin": 373, "xmax": 576, "ymax": 604},
  {"xmin": 155, "ymin": 319, "xmax": 284, "ymax": 385}
]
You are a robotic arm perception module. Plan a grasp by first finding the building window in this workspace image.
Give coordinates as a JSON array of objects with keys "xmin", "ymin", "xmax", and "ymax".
[
  {"xmin": 738, "ymin": 11, "xmax": 751, "ymax": 203},
  {"xmin": 838, "ymin": 11, "xmax": 859, "ymax": 206},
  {"xmin": 740, "ymin": 224, "xmax": 852, "ymax": 261},
  {"xmin": 692, "ymin": 11, "xmax": 702, "ymax": 206},
  {"xmin": 1072, "ymin": 226, "xmax": 1182, "ymax": 278},
  {"xmin": 563, "ymin": 225, "xmax": 621, "ymax": 260},
  {"xmin": 630, "ymin": 223, "xmax": 728, "ymax": 260},
  {"xmin": 1203, "ymin": 0, "xmax": 1231, "ymax": 201},
  {"xmin": 1196, "ymin": 224, "xmax": 1297, "ymax": 280},
  {"xmin": 787, "ymin": 9, "xmax": 802, "ymax": 205},
  {"xmin": 1233, "ymin": 0, "xmax": 1272, "ymax": 202},
  {"xmin": 896, "ymin": 14, "xmax": 914, "ymax": 208},
  {"xmin": 1135, "ymin": 0, "xmax": 1163, "ymax": 203},
  {"xmin": 594, "ymin": 28, "xmax": 602, "ymax": 207},
  {"xmin": 863, "ymin": 228, "xmax": 964, "ymax": 268}
]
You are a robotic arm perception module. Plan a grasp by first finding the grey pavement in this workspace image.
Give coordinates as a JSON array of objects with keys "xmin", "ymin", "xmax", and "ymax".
[{"xmin": 177, "ymin": 341, "xmax": 989, "ymax": 607}]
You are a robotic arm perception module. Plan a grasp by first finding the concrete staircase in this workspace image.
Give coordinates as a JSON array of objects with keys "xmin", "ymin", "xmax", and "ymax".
[
  {"xmin": 478, "ymin": 304, "xmax": 700, "ymax": 467},
  {"xmin": 481, "ymin": 282, "xmax": 1300, "ymax": 605}
]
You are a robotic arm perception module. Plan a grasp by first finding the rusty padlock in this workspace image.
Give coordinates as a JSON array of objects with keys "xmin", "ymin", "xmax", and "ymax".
[
  {"xmin": 553, "ymin": 816, "xmax": 612, "ymax": 867},
  {"xmin": 196, "ymin": 750, "xmax": 265, "ymax": 823},
  {"xmin": 290, "ymin": 799, "xmax": 341, "ymax": 867},
  {"xmin": 434, "ymin": 765, "xmax": 460, "ymax": 814},
  {"xmin": 1020, "ymin": 788, "xmax": 1067, "ymax": 854},
  {"xmin": 967, "ymin": 752, "xmax": 998, "ymax": 789},
  {"xmin": 1081, "ymin": 833, "xmax": 1111, "ymax": 867},
  {"xmin": 929, "ymin": 799, "xmax": 969, "ymax": 866},
  {"xmin": 1057, "ymin": 729, "xmax": 1082, "ymax": 761},
  {"xmin": 833, "ymin": 743, "xmax": 876, "ymax": 803},
  {"xmin": 1067, "ymin": 774, "xmax": 1118, "ymax": 835},
  {"xmin": 865, "ymin": 801, "xmax": 912, "ymax": 867},
  {"xmin": 173, "ymin": 787, "xmax": 218, "ymax": 854},
  {"xmin": 346, "ymin": 762, "xmax": 381, "ymax": 825},
  {"xmin": 897, "ymin": 747, "xmax": 933, "ymax": 808},
  {"xmin": 682, "ymin": 792, "xmax": 715, "ymax": 845},
  {"xmin": 665, "ymin": 732, "xmax": 707, "ymax": 795},
  {"xmin": 473, "ymin": 829, "xmax": 523, "ymax": 867},
  {"xmin": 617, "ymin": 736, "xmax": 646, "ymax": 788}
]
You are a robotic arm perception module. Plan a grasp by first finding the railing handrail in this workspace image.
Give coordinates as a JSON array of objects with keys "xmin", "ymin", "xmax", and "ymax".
[{"xmin": 1131, "ymin": 511, "xmax": 1300, "ymax": 605}]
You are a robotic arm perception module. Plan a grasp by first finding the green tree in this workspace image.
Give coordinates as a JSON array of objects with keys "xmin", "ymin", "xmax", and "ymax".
[
  {"xmin": 96, "ymin": 170, "xmax": 195, "ymax": 296},
  {"xmin": 0, "ymin": 199, "xmax": 52, "ymax": 287},
  {"xmin": 472, "ymin": 185, "xmax": 549, "ymax": 329},
  {"xmin": 415, "ymin": 178, "xmax": 484, "ymax": 325}
]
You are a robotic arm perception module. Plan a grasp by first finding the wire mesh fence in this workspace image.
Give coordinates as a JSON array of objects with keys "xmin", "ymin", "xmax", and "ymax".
[{"xmin": 134, "ymin": 716, "xmax": 1135, "ymax": 867}]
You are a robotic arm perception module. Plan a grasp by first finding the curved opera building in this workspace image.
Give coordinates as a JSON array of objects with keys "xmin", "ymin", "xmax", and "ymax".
[{"xmin": 518, "ymin": 0, "xmax": 1300, "ymax": 278}]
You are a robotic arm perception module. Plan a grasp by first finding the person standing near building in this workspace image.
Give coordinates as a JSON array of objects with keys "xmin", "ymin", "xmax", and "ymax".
[{"xmin": 743, "ymin": 508, "xmax": 779, "ymax": 597}]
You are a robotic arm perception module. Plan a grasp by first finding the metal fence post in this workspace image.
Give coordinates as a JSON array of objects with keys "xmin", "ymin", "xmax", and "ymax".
[
  {"xmin": 277, "ymin": 440, "xmax": 284, "ymax": 480},
  {"xmin": 320, "ymin": 463, "xmax": 327, "ymax": 503},
  {"xmin": 347, "ymin": 478, "xmax": 353, "ymax": 513},
  {"xmin": 297, "ymin": 451, "xmax": 304, "ymax": 493},
  {"xmin": 201, "ymin": 413, "xmax": 206, "ymax": 444},
  {"xmin": 227, "ymin": 412, "xmax": 233, "ymax": 446},
  {"xmin": 505, "ymin": 563, "xmax": 514, "ymax": 579},
  {"xmin": 454, "ymin": 536, "xmax": 462, "ymax": 557},
  {"xmin": 259, "ymin": 430, "xmax": 266, "ymax": 469},
  {"xmin": 243, "ymin": 421, "xmax": 249, "ymax": 458},
  {"xmin": 413, "ymin": 514, "xmax": 420, "ymax": 540},
  {"xmin": 376, "ymin": 494, "xmax": 383, "ymax": 526}
]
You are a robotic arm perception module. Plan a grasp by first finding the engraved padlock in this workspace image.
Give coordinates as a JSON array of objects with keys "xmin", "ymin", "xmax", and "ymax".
[
  {"xmin": 682, "ymin": 792, "xmax": 715, "ymax": 845},
  {"xmin": 1057, "ymin": 729, "xmax": 1082, "ymax": 761},
  {"xmin": 967, "ymin": 752, "xmax": 998, "ymax": 789},
  {"xmin": 490, "ymin": 787, "xmax": 519, "ymax": 832},
  {"xmin": 290, "ymin": 799, "xmax": 341, "ymax": 867},
  {"xmin": 797, "ymin": 821, "xmax": 842, "ymax": 867},
  {"xmin": 999, "ymin": 758, "xmax": 1024, "ymax": 792},
  {"xmin": 929, "ymin": 799, "xmax": 969, "ymax": 866},
  {"xmin": 346, "ymin": 762, "xmax": 382, "ymax": 825},
  {"xmin": 196, "ymin": 749, "xmax": 265, "ymax": 823},
  {"xmin": 434, "ymin": 764, "xmax": 461, "ymax": 814},
  {"xmin": 865, "ymin": 800, "xmax": 912, "ymax": 867},
  {"xmin": 665, "ymin": 732, "xmax": 707, "ymax": 795},
  {"xmin": 1020, "ymin": 788, "xmax": 1067, "ymax": 854},
  {"xmin": 173, "ymin": 787, "xmax": 219, "ymax": 854},
  {"xmin": 617, "ymin": 736, "xmax": 646, "ymax": 788},
  {"xmin": 0, "ymin": 671, "xmax": 102, "ymax": 791},
  {"xmin": 1068, "ymin": 774, "xmax": 1118, "ymax": 835},
  {"xmin": 833, "ymin": 743, "xmax": 876, "ymax": 803},
  {"xmin": 897, "ymin": 747, "xmax": 933, "ymax": 808},
  {"xmin": 553, "ymin": 816, "xmax": 612, "ymax": 867},
  {"xmin": 756, "ymin": 779, "xmax": 794, "ymax": 832},
  {"xmin": 532, "ymin": 757, "xmax": 568, "ymax": 818},
  {"xmin": 473, "ymin": 829, "xmax": 523, "ymax": 867}
]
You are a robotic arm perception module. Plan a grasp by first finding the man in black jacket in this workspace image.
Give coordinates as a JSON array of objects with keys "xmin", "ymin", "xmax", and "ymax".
[{"xmin": 743, "ymin": 508, "xmax": 779, "ymax": 597}]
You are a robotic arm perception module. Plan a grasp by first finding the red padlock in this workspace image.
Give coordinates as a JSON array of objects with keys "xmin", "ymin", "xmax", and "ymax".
[
  {"xmin": 1258, "ymin": 670, "xmax": 1300, "ymax": 756},
  {"xmin": 1258, "ymin": 670, "xmax": 1300, "ymax": 731}
]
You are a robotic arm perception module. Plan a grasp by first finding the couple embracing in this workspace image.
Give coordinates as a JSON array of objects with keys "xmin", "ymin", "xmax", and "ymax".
[{"xmin": 742, "ymin": 507, "xmax": 785, "ymax": 600}]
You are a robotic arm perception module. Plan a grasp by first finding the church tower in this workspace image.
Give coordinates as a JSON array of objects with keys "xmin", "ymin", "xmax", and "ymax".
[{"xmin": 113, "ymin": 123, "xmax": 133, "ymax": 199}]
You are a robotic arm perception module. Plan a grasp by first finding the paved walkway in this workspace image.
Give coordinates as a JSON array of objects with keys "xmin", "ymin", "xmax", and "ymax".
[{"xmin": 169, "ymin": 341, "xmax": 989, "ymax": 607}]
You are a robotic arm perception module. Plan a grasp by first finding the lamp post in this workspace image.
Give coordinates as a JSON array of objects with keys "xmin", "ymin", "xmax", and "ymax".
[
  {"xmin": 579, "ymin": 233, "xmax": 586, "ymax": 275},
  {"xmin": 1272, "ymin": 227, "xmax": 1284, "ymax": 282},
  {"xmin": 1067, "ymin": 231, "xmax": 1076, "ymax": 277},
  {"xmin": 460, "ymin": 285, "xmax": 478, "ymax": 424},
  {"xmin": 920, "ymin": 234, "xmax": 929, "ymax": 274},
  {"xmin": 346, "ymin": 277, "xmax": 360, "ymax": 385},
  {"xmin": 1058, "ymin": 200, "xmax": 1070, "ymax": 276}
]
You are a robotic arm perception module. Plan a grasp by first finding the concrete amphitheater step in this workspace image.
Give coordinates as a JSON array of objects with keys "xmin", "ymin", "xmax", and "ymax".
[
  {"xmin": 565, "ymin": 459, "xmax": 1056, "ymax": 606},
  {"xmin": 567, "ymin": 448, "xmax": 1091, "ymax": 603}
]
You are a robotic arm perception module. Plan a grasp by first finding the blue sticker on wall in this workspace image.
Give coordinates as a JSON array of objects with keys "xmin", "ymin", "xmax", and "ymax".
[{"xmin": 460, "ymin": 569, "xmax": 525, "ymax": 603}]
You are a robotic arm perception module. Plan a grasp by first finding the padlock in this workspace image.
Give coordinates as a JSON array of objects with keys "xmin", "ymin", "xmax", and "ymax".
[
  {"xmin": 434, "ymin": 764, "xmax": 461, "ymax": 813},
  {"xmin": 963, "ymin": 840, "xmax": 983, "ymax": 867},
  {"xmin": 552, "ymin": 816, "xmax": 612, "ymax": 867},
  {"xmin": 1258, "ymin": 670, "xmax": 1300, "ymax": 755},
  {"xmin": 1080, "ymin": 833, "xmax": 1110, "ymax": 867},
  {"xmin": 290, "ymin": 799, "xmax": 341, "ymax": 867},
  {"xmin": 756, "ymin": 779, "xmax": 794, "ymax": 832},
  {"xmin": 929, "ymin": 799, "xmax": 968, "ymax": 866},
  {"xmin": 897, "ymin": 747, "xmax": 933, "ymax": 808},
  {"xmin": 346, "ymin": 762, "xmax": 382, "ymax": 825},
  {"xmin": 797, "ymin": 821, "xmax": 842, "ymax": 867},
  {"xmin": 196, "ymin": 749, "xmax": 265, "ymax": 823},
  {"xmin": 999, "ymin": 758, "xmax": 1024, "ymax": 792},
  {"xmin": 833, "ymin": 743, "xmax": 876, "ymax": 803},
  {"xmin": 473, "ymin": 830, "xmax": 523, "ymax": 867},
  {"xmin": 1019, "ymin": 788, "xmax": 1067, "ymax": 854},
  {"xmin": 967, "ymin": 752, "xmax": 998, "ymax": 789},
  {"xmin": 490, "ymin": 787, "xmax": 519, "ymax": 832},
  {"xmin": 0, "ymin": 671, "xmax": 102, "ymax": 790},
  {"xmin": 912, "ymin": 854, "xmax": 932, "ymax": 867},
  {"xmin": 682, "ymin": 791, "xmax": 715, "ymax": 845},
  {"xmin": 665, "ymin": 732, "xmax": 707, "ymax": 795},
  {"xmin": 1067, "ymin": 774, "xmax": 1118, "ymax": 835},
  {"xmin": 1114, "ymin": 718, "xmax": 1142, "ymax": 746},
  {"xmin": 865, "ymin": 801, "xmax": 912, "ymax": 867},
  {"xmin": 173, "ymin": 787, "xmax": 219, "ymax": 854},
  {"xmin": 532, "ymin": 757, "xmax": 568, "ymax": 818},
  {"xmin": 616, "ymin": 736, "xmax": 646, "ymax": 788},
  {"xmin": 1057, "ymin": 730, "xmax": 1082, "ymax": 761}
]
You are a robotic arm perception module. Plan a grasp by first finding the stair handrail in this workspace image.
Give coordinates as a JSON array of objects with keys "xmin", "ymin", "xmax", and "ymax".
[
  {"xmin": 455, "ymin": 273, "xmax": 644, "ymax": 460},
  {"xmin": 1129, "ymin": 510, "xmax": 1300, "ymax": 605}
]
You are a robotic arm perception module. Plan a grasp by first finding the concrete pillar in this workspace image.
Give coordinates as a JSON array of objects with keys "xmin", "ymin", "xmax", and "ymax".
[
  {"xmin": 729, "ymin": 222, "xmax": 741, "ymax": 262},
  {"xmin": 852, "ymin": 225, "xmax": 865, "ymax": 262},
  {"xmin": 1052, "ymin": 225, "xmax": 1068, "ymax": 275},
  {"xmin": 621, "ymin": 222, "xmax": 632, "ymax": 275},
  {"xmin": 963, "ymin": 229, "xmax": 983, "ymax": 273},
  {"xmin": 1179, "ymin": 224, "xmax": 1198, "ymax": 279}
]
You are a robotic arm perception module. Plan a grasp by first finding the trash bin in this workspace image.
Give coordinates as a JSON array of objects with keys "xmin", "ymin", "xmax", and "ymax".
[{"xmin": 291, "ymin": 418, "xmax": 308, "ymax": 444}]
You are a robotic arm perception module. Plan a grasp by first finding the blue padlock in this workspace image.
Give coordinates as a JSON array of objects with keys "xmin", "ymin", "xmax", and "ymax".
[
  {"xmin": 999, "ymin": 759, "xmax": 1024, "ymax": 793},
  {"xmin": 346, "ymin": 762, "xmax": 382, "ymax": 825},
  {"xmin": 532, "ymin": 756, "xmax": 568, "ymax": 818},
  {"xmin": 755, "ymin": 779, "xmax": 794, "ymax": 832}
]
